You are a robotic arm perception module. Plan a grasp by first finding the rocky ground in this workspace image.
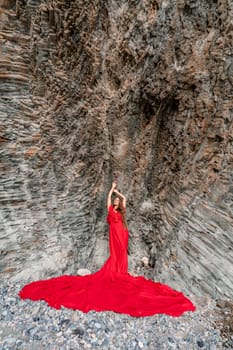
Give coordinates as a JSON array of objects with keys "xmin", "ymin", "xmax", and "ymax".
[{"xmin": 0, "ymin": 279, "xmax": 232, "ymax": 350}]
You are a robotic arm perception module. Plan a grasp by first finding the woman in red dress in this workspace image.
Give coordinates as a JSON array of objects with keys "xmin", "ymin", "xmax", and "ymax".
[
  {"xmin": 19, "ymin": 182, "xmax": 196, "ymax": 317},
  {"xmin": 106, "ymin": 181, "xmax": 128, "ymax": 274}
]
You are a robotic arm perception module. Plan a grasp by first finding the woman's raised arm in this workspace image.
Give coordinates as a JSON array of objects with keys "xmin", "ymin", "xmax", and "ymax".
[{"xmin": 107, "ymin": 182, "xmax": 117, "ymax": 209}]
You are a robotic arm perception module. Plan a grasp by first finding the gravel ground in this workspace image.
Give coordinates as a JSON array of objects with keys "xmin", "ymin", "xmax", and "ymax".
[{"xmin": 0, "ymin": 280, "xmax": 232, "ymax": 350}]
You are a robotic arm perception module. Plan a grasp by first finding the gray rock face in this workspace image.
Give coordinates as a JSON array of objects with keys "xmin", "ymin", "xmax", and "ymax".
[{"xmin": 0, "ymin": 0, "xmax": 232, "ymax": 298}]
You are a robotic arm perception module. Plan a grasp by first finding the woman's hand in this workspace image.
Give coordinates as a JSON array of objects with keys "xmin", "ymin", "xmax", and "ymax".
[{"xmin": 112, "ymin": 182, "xmax": 117, "ymax": 189}]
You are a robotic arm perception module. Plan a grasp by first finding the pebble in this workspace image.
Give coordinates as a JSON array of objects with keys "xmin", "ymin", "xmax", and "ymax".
[{"xmin": 0, "ymin": 280, "xmax": 229, "ymax": 350}]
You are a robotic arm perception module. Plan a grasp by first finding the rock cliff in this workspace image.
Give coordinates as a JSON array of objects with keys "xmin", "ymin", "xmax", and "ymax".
[{"xmin": 0, "ymin": 0, "xmax": 232, "ymax": 298}]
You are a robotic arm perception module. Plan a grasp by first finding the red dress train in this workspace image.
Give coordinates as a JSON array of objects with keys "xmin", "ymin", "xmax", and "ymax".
[{"xmin": 18, "ymin": 206, "xmax": 195, "ymax": 317}]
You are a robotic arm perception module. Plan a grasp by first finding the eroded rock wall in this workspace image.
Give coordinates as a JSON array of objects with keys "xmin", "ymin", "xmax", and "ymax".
[{"xmin": 0, "ymin": 0, "xmax": 232, "ymax": 298}]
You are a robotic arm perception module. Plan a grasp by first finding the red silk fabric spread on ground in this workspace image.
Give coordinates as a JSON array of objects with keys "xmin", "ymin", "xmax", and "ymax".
[{"xmin": 19, "ymin": 206, "xmax": 195, "ymax": 317}]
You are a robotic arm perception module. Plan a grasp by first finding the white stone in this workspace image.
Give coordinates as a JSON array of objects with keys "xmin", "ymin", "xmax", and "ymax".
[
  {"xmin": 141, "ymin": 257, "xmax": 149, "ymax": 266},
  {"xmin": 77, "ymin": 268, "xmax": 91, "ymax": 276}
]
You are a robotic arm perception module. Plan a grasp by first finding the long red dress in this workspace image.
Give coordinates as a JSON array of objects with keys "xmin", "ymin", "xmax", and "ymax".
[{"xmin": 18, "ymin": 205, "xmax": 196, "ymax": 317}]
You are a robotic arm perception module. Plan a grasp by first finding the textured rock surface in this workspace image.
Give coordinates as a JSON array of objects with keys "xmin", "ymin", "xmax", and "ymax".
[{"xmin": 0, "ymin": 0, "xmax": 233, "ymax": 299}]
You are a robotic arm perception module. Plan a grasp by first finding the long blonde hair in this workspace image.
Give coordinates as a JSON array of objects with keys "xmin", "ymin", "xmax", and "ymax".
[{"xmin": 115, "ymin": 197, "xmax": 128, "ymax": 229}]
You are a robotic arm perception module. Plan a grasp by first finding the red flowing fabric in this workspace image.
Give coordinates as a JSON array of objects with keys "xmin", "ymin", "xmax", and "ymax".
[{"xmin": 19, "ymin": 206, "xmax": 195, "ymax": 317}]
